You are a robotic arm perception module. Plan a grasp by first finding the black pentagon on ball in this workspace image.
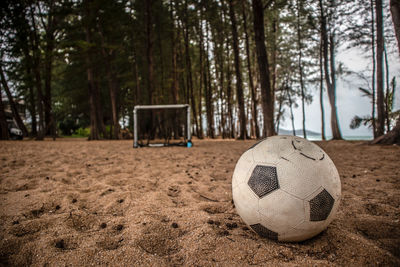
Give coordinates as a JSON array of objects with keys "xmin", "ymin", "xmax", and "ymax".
[
  {"xmin": 248, "ymin": 165, "xmax": 279, "ymax": 198},
  {"xmin": 250, "ymin": 223, "xmax": 278, "ymax": 240},
  {"xmin": 309, "ymin": 189, "xmax": 335, "ymax": 221}
]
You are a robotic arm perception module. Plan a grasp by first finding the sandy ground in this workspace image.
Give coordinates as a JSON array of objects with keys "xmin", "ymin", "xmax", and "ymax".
[{"xmin": 0, "ymin": 139, "xmax": 399, "ymax": 266}]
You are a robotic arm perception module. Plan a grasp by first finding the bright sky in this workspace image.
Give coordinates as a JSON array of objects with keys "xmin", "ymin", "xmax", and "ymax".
[{"xmin": 280, "ymin": 46, "xmax": 400, "ymax": 137}]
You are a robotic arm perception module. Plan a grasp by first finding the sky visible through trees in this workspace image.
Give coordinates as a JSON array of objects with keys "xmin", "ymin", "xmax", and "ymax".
[{"xmin": 0, "ymin": 0, "xmax": 399, "ymax": 141}]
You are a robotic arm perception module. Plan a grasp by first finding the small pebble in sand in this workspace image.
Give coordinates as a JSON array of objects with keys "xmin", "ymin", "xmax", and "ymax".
[
  {"xmin": 72, "ymin": 198, "xmax": 77, "ymax": 203},
  {"xmin": 12, "ymin": 220, "xmax": 19, "ymax": 225},
  {"xmin": 116, "ymin": 224, "xmax": 124, "ymax": 231},
  {"xmin": 376, "ymin": 179, "xmax": 380, "ymax": 182},
  {"xmin": 220, "ymin": 230, "xmax": 229, "ymax": 236},
  {"xmin": 207, "ymin": 219, "xmax": 214, "ymax": 225},
  {"xmin": 55, "ymin": 205, "xmax": 61, "ymax": 210},
  {"xmin": 55, "ymin": 239, "xmax": 65, "ymax": 249},
  {"xmin": 100, "ymin": 223, "xmax": 107, "ymax": 229},
  {"xmin": 117, "ymin": 199, "xmax": 124, "ymax": 203},
  {"xmin": 171, "ymin": 222, "xmax": 179, "ymax": 228},
  {"xmin": 226, "ymin": 222, "xmax": 237, "ymax": 229},
  {"xmin": 352, "ymin": 174, "xmax": 356, "ymax": 178}
]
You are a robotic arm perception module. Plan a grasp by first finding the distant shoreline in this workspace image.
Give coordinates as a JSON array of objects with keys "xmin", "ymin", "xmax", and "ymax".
[{"xmin": 295, "ymin": 135, "xmax": 373, "ymax": 141}]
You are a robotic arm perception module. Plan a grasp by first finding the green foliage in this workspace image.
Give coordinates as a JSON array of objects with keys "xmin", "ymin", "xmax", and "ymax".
[
  {"xmin": 350, "ymin": 115, "xmax": 373, "ymax": 129},
  {"xmin": 75, "ymin": 127, "xmax": 90, "ymax": 137}
]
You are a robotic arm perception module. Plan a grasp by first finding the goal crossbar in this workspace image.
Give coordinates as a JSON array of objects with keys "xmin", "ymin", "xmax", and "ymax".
[{"xmin": 133, "ymin": 104, "xmax": 192, "ymax": 148}]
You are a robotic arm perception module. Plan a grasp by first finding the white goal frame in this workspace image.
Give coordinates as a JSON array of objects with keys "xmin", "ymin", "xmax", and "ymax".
[{"xmin": 133, "ymin": 104, "xmax": 192, "ymax": 148}]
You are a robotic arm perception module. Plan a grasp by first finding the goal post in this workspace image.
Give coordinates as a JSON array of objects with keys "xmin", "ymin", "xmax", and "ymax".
[{"xmin": 133, "ymin": 104, "xmax": 192, "ymax": 148}]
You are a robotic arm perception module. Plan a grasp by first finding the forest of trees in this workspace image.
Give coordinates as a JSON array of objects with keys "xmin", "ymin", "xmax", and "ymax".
[{"xmin": 0, "ymin": 0, "xmax": 399, "ymax": 143}]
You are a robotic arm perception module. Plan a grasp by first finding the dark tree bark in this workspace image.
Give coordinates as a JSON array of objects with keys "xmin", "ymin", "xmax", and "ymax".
[
  {"xmin": 222, "ymin": 5, "xmax": 235, "ymax": 138},
  {"xmin": 319, "ymin": 33, "xmax": 326, "ymax": 140},
  {"xmin": 226, "ymin": 59, "xmax": 235, "ymax": 139},
  {"xmin": 252, "ymin": 0, "xmax": 274, "ymax": 137},
  {"xmin": 384, "ymin": 46, "xmax": 390, "ymax": 132},
  {"xmin": 0, "ymin": 65, "xmax": 29, "ymax": 137},
  {"xmin": 375, "ymin": 0, "xmax": 385, "ymax": 136},
  {"xmin": 42, "ymin": 1, "xmax": 56, "ymax": 139},
  {"xmin": 371, "ymin": 0, "xmax": 400, "ymax": 144},
  {"xmin": 287, "ymin": 84, "xmax": 296, "ymax": 136},
  {"xmin": 28, "ymin": 5, "xmax": 45, "ymax": 140},
  {"xmin": 133, "ymin": 47, "xmax": 140, "ymax": 106},
  {"xmin": 170, "ymin": 0, "xmax": 181, "ymax": 139},
  {"xmin": 197, "ymin": 9, "xmax": 204, "ymax": 139},
  {"xmin": 212, "ymin": 20, "xmax": 226, "ymax": 138},
  {"xmin": 170, "ymin": 1, "xmax": 179, "ymax": 105},
  {"xmin": 0, "ymin": 82, "xmax": 9, "ymax": 140},
  {"xmin": 296, "ymin": 0, "xmax": 307, "ymax": 139},
  {"xmin": 371, "ymin": 0, "xmax": 377, "ymax": 137},
  {"xmin": 390, "ymin": 0, "xmax": 400, "ymax": 55},
  {"xmin": 319, "ymin": 0, "xmax": 342, "ymax": 140},
  {"xmin": 229, "ymin": 0, "xmax": 246, "ymax": 140},
  {"xmin": 371, "ymin": 116, "xmax": 400, "ymax": 144},
  {"xmin": 241, "ymin": 1, "xmax": 259, "ymax": 139},
  {"xmin": 146, "ymin": 0, "xmax": 155, "ymax": 105},
  {"xmin": 183, "ymin": 0, "xmax": 199, "ymax": 138},
  {"xmin": 19, "ymin": 31, "xmax": 37, "ymax": 136},
  {"xmin": 84, "ymin": 0, "xmax": 104, "ymax": 140},
  {"xmin": 328, "ymin": 33, "xmax": 342, "ymax": 139},
  {"xmin": 97, "ymin": 23, "xmax": 120, "ymax": 139},
  {"xmin": 205, "ymin": 21, "xmax": 215, "ymax": 138}
]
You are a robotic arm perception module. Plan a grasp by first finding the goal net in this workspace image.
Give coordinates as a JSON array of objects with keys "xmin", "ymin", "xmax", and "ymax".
[{"xmin": 133, "ymin": 104, "xmax": 192, "ymax": 148}]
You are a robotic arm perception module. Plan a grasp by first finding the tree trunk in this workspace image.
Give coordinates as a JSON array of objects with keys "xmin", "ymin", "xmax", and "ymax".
[
  {"xmin": 0, "ymin": 83, "xmax": 9, "ymax": 140},
  {"xmin": 319, "ymin": 33, "xmax": 326, "ymax": 140},
  {"xmin": 133, "ymin": 47, "xmax": 140, "ymax": 105},
  {"xmin": 97, "ymin": 23, "xmax": 120, "ymax": 140},
  {"xmin": 319, "ymin": 0, "xmax": 342, "ymax": 140},
  {"xmin": 371, "ymin": 0, "xmax": 377, "ymax": 137},
  {"xmin": 197, "ymin": 9, "xmax": 204, "ymax": 139},
  {"xmin": 205, "ymin": 21, "xmax": 215, "ymax": 138},
  {"xmin": 375, "ymin": 0, "xmax": 385, "ymax": 136},
  {"xmin": 229, "ymin": 0, "xmax": 246, "ymax": 139},
  {"xmin": 329, "ymin": 33, "xmax": 342, "ymax": 140},
  {"xmin": 146, "ymin": 0, "xmax": 155, "ymax": 105},
  {"xmin": 384, "ymin": 45, "xmax": 390, "ymax": 132},
  {"xmin": 287, "ymin": 84, "xmax": 296, "ymax": 136},
  {"xmin": 0, "ymin": 65, "xmax": 29, "ymax": 137},
  {"xmin": 271, "ymin": 16, "xmax": 278, "ymax": 136},
  {"xmin": 241, "ymin": 2, "xmax": 259, "ymax": 139},
  {"xmin": 170, "ymin": 0, "xmax": 181, "ymax": 139},
  {"xmin": 84, "ymin": 0, "xmax": 101, "ymax": 140},
  {"xmin": 43, "ymin": 8, "xmax": 55, "ymax": 138},
  {"xmin": 371, "ymin": 0, "xmax": 400, "ymax": 144},
  {"xmin": 275, "ymin": 95, "xmax": 284, "ymax": 134},
  {"xmin": 22, "ymin": 38, "xmax": 37, "ymax": 136},
  {"xmin": 213, "ymin": 26, "xmax": 226, "ymax": 138},
  {"xmin": 296, "ymin": 0, "xmax": 307, "ymax": 139},
  {"xmin": 371, "ymin": 116, "xmax": 400, "ymax": 144},
  {"xmin": 252, "ymin": 0, "xmax": 274, "ymax": 137},
  {"xmin": 28, "ymin": 6, "xmax": 45, "ymax": 140},
  {"xmin": 226, "ymin": 41, "xmax": 235, "ymax": 139},
  {"xmin": 390, "ymin": 0, "xmax": 400, "ymax": 55}
]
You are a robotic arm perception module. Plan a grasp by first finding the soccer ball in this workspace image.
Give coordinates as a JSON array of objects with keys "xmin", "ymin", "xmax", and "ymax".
[{"xmin": 232, "ymin": 135, "xmax": 341, "ymax": 242}]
